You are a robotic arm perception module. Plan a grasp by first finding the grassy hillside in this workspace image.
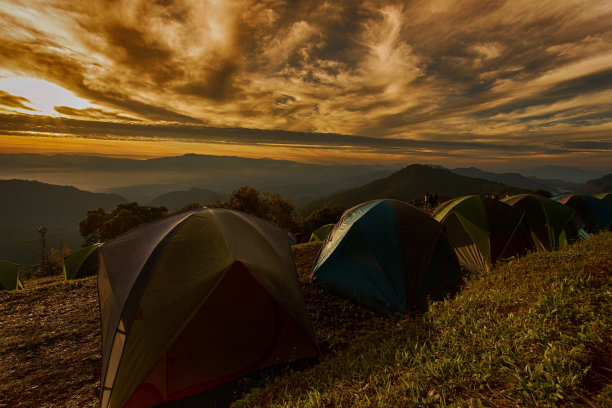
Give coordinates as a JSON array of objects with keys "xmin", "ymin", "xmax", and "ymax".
[
  {"xmin": 308, "ymin": 164, "xmax": 529, "ymax": 209},
  {"xmin": 0, "ymin": 234, "xmax": 610, "ymax": 407},
  {"xmin": 235, "ymin": 233, "xmax": 612, "ymax": 407}
]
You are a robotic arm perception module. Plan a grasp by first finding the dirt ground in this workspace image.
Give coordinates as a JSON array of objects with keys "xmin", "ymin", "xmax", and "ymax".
[{"xmin": 0, "ymin": 243, "xmax": 396, "ymax": 408}]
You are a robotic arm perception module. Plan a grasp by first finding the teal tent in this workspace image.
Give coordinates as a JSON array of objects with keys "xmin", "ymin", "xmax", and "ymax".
[
  {"xmin": 309, "ymin": 224, "xmax": 334, "ymax": 242},
  {"xmin": 552, "ymin": 194, "xmax": 612, "ymax": 234},
  {"xmin": 63, "ymin": 243, "xmax": 101, "ymax": 280},
  {"xmin": 311, "ymin": 199, "xmax": 460, "ymax": 314},
  {"xmin": 502, "ymin": 194, "xmax": 578, "ymax": 250},
  {"xmin": 0, "ymin": 261, "xmax": 23, "ymax": 291}
]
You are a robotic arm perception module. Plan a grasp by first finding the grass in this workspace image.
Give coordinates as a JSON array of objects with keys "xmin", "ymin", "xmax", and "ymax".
[
  {"xmin": 233, "ymin": 232, "xmax": 612, "ymax": 407},
  {"xmin": 0, "ymin": 233, "xmax": 610, "ymax": 407}
]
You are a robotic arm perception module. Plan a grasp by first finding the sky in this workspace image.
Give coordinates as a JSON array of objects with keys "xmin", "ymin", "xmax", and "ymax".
[{"xmin": 0, "ymin": 0, "xmax": 611, "ymax": 170}]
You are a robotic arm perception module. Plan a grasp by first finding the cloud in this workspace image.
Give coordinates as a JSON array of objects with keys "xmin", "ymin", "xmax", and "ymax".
[
  {"xmin": 0, "ymin": 90, "xmax": 34, "ymax": 110},
  {"xmin": 0, "ymin": 0, "xmax": 610, "ymax": 168}
]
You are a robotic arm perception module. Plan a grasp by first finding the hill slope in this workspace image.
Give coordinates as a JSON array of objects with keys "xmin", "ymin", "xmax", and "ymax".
[
  {"xmin": 451, "ymin": 166, "xmax": 578, "ymax": 193},
  {"xmin": 147, "ymin": 187, "xmax": 225, "ymax": 209},
  {"xmin": 577, "ymin": 173, "xmax": 612, "ymax": 194},
  {"xmin": 1, "ymin": 234, "xmax": 610, "ymax": 407},
  {"xmin": 309, "ymin": 164, "xmax": 529, "ymax": 209},
  {"xmin": 0, "ymin": 179, "xmax": 126, "ymax": 265}
]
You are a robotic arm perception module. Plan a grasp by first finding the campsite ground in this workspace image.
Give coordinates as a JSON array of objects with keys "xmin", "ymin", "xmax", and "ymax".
[
  {"xmin": 1, "ymin": 236, "xmax": 611, "ymax": 407},
  {"xmin": 0, "ymin": 242, "xmax": 395, "ymax": 408}
]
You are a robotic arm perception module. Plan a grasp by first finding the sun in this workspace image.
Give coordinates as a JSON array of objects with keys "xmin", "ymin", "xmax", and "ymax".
[{"xmin": 0, "ymin": 77, "xmax": 90, "ymax": 116}]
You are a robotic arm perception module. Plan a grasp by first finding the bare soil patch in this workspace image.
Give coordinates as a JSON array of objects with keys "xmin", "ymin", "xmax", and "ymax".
[{"xmin": 0, "ymin": 243, "xmax": 396, "ymax": 407}]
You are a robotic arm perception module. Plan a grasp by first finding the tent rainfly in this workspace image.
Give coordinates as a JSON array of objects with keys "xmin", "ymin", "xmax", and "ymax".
[
  {"xmin": 311, "ymin": 199, "xmax": 461, "ymax": 314},
  {"xmin": 98, "ymin": 208, "xmax": 319, "ymax": 408},
  {"xmin": 502, "ymin": 194, "xmax": 578, "ymax": 251},
  {"xmin": 552, "ymin": 194, "xmax": 612, "ymax": 235},
  {"xmin": 63, "ymin": 243, "xmax": 101, "ymax": 280},
  {"xmin": 433, "ymin": 195, "xmax": 534, "ymax": 272},
  {"xmin": 309, "ymin": 224, "xmax": 334, "ymax": 242},
  {"xmin": 0, "ymin": 261, "xmax": 23, "ymax": 291}
]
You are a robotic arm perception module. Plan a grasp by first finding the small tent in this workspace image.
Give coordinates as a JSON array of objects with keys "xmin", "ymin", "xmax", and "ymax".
[
  {"xmin": 63, "ymin": 243, "xmax": 101, "ymax": 280},
  {"xmin": 592, "ymin": 192, "xmax": 612, "ymax": 205},
  {"xmin": 501, "ymin": 194, "xmax": 578, "ymax": 251},
  {"xmin": 0, "ymin": 261, "xmax": 23, "ymax": 291},
  {"xmin": 311, "ymin": 199, "xmax": 461, "ymax": 314},
  {"xmin": 433, "ymin": 195, "xmax": 534, "ymax": 272},
  {"xmin": 98, "ymin": 208, "xmax": 319, "ymax": 408},
  {"xmin": 552, "ymin": 194, "xmax": 612, "ymax": 234},
  {"xmin": 309, "ymin": 224, "xmax": 334, "ymax": 242}
]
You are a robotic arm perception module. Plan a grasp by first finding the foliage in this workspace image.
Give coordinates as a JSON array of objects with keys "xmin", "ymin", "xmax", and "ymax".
[
  {"xmin": 209, "ymin": 186, "xmax": 298, "ymax": 231},
  {"xmin": 233, "ymin": 232, "xmax": 612, "ymax": 407},
  {"xmin": 78, "ymin": 202, "xmax": 169, "ymax": 245},
  {"xmin": 23, "ymin": 244, "xmax": 71, "ymax": 280},
  {"xmin": 300, "ymin": 205, "xmax": 345, "ymax": 238}
]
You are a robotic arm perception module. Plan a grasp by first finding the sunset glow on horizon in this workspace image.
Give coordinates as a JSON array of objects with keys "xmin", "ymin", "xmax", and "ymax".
[{"xmin": 0, "ymin": 0, "xmax": 610, "ymax": 170}]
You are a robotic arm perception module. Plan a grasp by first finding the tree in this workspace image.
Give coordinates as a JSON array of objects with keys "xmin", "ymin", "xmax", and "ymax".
[
  {"xmin": 79, "ymin": 202, "xmax": 169, "ymax": 245},
  {"xmin": 209, "ymin": 186, "xmax": 298, "ymax": 231},
  {"xmin": 301, "ymin": 205, "xmax": 345, "ymax": 237}
]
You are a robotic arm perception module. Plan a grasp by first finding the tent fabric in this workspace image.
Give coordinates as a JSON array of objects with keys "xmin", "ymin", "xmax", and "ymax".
[
  {"xmin": 0, "ymin": 261, "xmax": 23, "ymax": 291},
  {"xmin": 309, "ymin": 224, "xmax": 334, "ymax": 242},
  {"xmin": 501, "ymin": 194, "xmax": 578, "ymax": 250},
  {"xmin": 553, "ymin": 194, "xmax": 612, "ymax": 233},
  {"xmin": 311, "ymin": 199, "xmax": 461, "ymax": 314},
  {"xmin": 98, "ymin": 208, "xmax": 319, "ymax": 408},
  {"xmin": 63, "ymin": 243, "xmax": 101, "ymax": 280},
  {"xmin": 433, "ymin": 195, "xmax": 535, "ymax": 272},
  {"xmin": 593, "ymin": 192, "xmax": 612, "ymax": 204}
]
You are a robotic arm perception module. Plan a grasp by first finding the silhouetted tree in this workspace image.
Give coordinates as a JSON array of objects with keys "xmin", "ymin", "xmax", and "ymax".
[
  {"xmin": 79, "ymin": 202, "xmax": 169, "ymax": 245},
  {"xmin": 301, "ymin": 205, "xmax": 345, "ymax": 238}
]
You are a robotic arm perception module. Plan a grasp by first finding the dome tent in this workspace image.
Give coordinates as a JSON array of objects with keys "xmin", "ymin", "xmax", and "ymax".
[
  {"xmin": 63, "ymin": 243, "xmax": 100, "ymax": 280},
  {"xmin": 309, "ymin": 224, "xmax": 334, "ymax": 242},
  {"xmin": 98, "ymin": 208, "xmax": 319, "ymax": 408},
  {"xmin": 311, "ymin": 199, "xmax": 460, "ymax": 315},
  {"xmin": 592, "ymin": 192, "xmax": 612, "ymax": 204},
  {"xmin": 0, "ymin": 261, "xmax": 23, "ymax": 291},
  {"xmin": 502, "ymin": 194, "xmax": 578, "ymax": 251},
  {"xmin": 552, "ymin": 194, "xmax": 612, "ymax": 234},
  {"xmin": 433, "ymin": 195, "xmax": 534, "ymax": 272}
]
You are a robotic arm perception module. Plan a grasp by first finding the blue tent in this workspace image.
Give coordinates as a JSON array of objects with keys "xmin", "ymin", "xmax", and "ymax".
[
  {"xmin": 552, "ymin": 194, "xmax": 612, "ymax": 235},
  {"xmin": 311, "ymin": 199, "xmax": 460, "ymax": 314}
]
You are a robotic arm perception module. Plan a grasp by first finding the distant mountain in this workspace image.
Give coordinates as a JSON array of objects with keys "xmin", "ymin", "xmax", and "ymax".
[
  {"xmin": 0, "ymin": 179, "xmax": 126, "ymax": 265},
  {"xmin": 147, "ymin": 187, "xmax": 225, "ymax": 210},
  {"xmin": 308, "ymin": 164, "xmax": 529, "ymax": 209},
  {"xmin": 0, "ymin": 153, "xmax": 401, "ymax": 204},
  {"xmin": 520, "ymin": 166, "xmax": 608, "ymax": 184},
  {"xmin": 576, "ymin": 173, "xmax": 612, "ymax": 194},
  {"xmin": 451, "ymin": 167, "xmax": 580, "ymax": 193}
]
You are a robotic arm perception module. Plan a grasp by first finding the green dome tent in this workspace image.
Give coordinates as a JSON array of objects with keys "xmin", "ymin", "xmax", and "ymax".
[
  {"xmin": 309, "ymin": 224, "xmax": 334, "ymax": 242},
  {"xmin": 592, "ymin": 192, "xmax": 612, "ymax": 205},
  {"xmin": 552, "ymin": 194, "xmax": 612, "ymax": 235},
  {"xmin": 502, "ymin": 194, "xmax": 578, "ymax": 251},
  {"xmin": 63, "ymin": 243, "xmax": 100, "ymax": 280},
  {"xmin": 311, "ymin": 199, "xmax": 461, "ymax": 315},
  {"xmin": 0, "ymin": 261, "xmax": 23, "ymax": 291},
  {"xmin": 433, "ymin": 195, "xmax": 535, "ymax": 272},
  {"xmin": 98, "ymin": 208, "xmax": 319, "ymax": 408}
]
